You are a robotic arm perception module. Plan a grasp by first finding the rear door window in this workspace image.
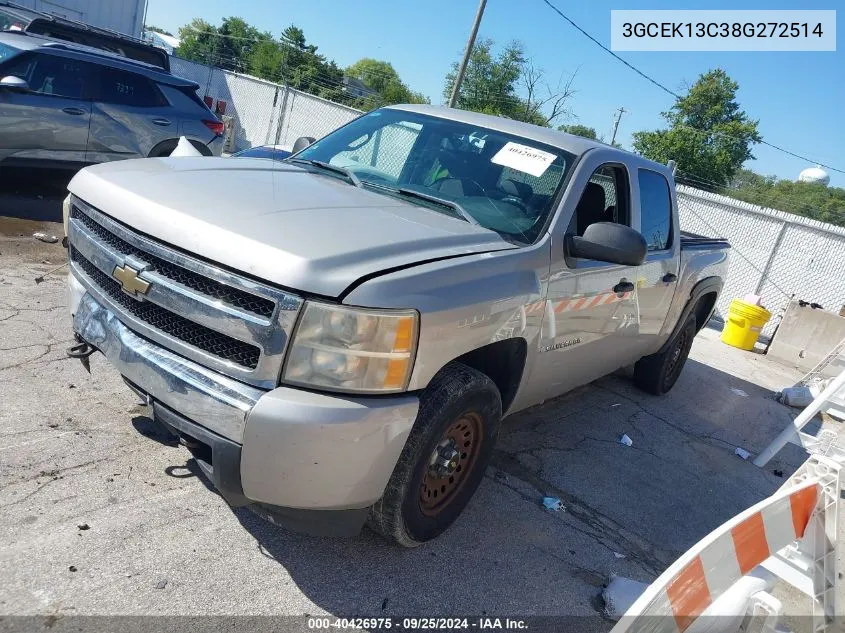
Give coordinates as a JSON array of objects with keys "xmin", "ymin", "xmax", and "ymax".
[
  {"xmin": 92, "ymin": 67, "xmax": 167, "ymax": 107},
  {"xmin": 637, "ymin": 169, "xmax": 673, "ymax": 251},
  {"xmin": 6, "ymin": 53, "xmax": 92, "ymax": 99}
]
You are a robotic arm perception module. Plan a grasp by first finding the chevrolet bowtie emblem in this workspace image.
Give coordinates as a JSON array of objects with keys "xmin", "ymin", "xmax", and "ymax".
[{"xmin": 112, "ymin": 264, "xmax": 150, "ymax": 297}]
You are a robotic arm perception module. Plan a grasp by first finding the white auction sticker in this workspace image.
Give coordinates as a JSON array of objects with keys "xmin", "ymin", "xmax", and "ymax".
[{"xmin": 491, "ymin": 142, "xmax": 556, "ymax": 178}]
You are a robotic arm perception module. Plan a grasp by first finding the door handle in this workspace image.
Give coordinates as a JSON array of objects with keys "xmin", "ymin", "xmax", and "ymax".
[
  {"xmin": 151, "ymin": 118, "xmax": 171, "ymax": 126},
  {"xmin": 62, "ymin": 107, "xmax": 86, "ymax": 116},
  {"xmin": 662, "ymin": 273, "xmax": 678, "ymax": 283},
  {"xmin": 613, "ymin": 281, "xmax": 635, "ymax": 294}
]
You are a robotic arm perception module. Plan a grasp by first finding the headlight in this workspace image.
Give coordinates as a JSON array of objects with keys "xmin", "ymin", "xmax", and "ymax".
[
  {"xmin": 282, "ymin": 302, "xmax": 418, "ymax": 394},
  {"xmin": 62, "ymin": 195, "xmax": 72, "ymax": 237}
]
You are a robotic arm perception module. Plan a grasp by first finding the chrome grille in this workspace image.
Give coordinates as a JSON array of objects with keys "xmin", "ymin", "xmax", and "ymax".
[
  {"xmin": 70, "ymin": 208, "xmax": 275, "ymax": 318},
  {"xmin": 67, "ymin": 197, "xmax": 302, "ymax": 388},
  {"xmin": 71, "ymin": 249, "xmax": 260, "ymax": 369}
]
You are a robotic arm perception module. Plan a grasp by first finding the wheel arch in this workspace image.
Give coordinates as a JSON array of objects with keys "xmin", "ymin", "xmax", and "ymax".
[
  {"xmin": 658, "ymin": 276, "xmax": 724, "ymax": 355},
  {"xmin": 148, "ymin": 138, "xmax": 212, "ymax": 157},
  {"xmin": 448, "ymin": 338, "xmax": 528, "ymax": 415}
]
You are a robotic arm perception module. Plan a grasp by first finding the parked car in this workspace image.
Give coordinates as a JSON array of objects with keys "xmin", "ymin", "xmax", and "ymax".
[
  {"xmin": 0, "ymin": 30, "xmax": 223, "ymax": 170},
  {"xmin": 231, "ymin": 145, "xmax": 292, "ymax": 161},
  {"xmin": 0, "ymin": 1, "xmax": 170, "ymax": 70},
  {"xmin": 64, "ymin": 105, "xmax": 729, "ymax": 546}
]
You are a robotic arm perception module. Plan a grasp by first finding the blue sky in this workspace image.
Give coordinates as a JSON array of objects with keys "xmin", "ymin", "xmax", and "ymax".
[{"xmin": 146, "ymin": 0, "xmax": 843, "ymax": 187}]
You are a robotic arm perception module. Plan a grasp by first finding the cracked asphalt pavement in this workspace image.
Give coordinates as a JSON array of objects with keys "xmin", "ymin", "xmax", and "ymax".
[{"xmin": 0, "ymin": 182, "xmax": 839, "ymax": 629}]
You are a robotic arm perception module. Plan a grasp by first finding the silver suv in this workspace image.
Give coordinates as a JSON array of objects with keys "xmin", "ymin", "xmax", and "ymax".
[{"xmin": 0, "ymin": 31, "xmax": 223, "ymax": 168}]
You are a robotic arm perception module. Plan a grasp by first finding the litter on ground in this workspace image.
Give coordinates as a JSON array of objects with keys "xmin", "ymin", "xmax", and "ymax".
[
  {"xmin": 602, "ymin": 574, "xmax": 648, "ymax": 621},
  {"xmin": 542, "ymin": 496, "xmax": 564, "ymax": 512},
  {"xmin": 730, "ymin": 388, "xmax": 749, "ymax": 397},
  {"xmin": 619, "ymin": 434, "xmax": 633, "ymax": 447},
  {"xmin": 32, "ymin": 232, "xmax": 58, "ymax": 244},
  {"xmin": 734, "ymin": 447, "xmax": 751, "ymax": 460}
]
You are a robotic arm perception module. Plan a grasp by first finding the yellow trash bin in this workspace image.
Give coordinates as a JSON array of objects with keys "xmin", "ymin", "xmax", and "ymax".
[{"xmin": 721, "ymin": 299, "xmax": 771, "ymax": 350}]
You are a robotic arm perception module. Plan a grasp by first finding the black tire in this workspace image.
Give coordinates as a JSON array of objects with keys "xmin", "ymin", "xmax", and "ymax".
[
  {"xmin": 368, "ymin": 362, "xmax": 502, "ymax": 547},
  {"xmin": 148, "ymin": 139, "xmax": 211, "ymax": 157},
  {"xmin": 633, "ymin": 313, "xmax": 697, "ymax": 395}
]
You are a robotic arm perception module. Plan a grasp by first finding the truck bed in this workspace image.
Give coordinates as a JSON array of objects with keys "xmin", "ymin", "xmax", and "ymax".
[{"xmin": 680, "ymin": 231, "xmax": 730, "ymax": 250}]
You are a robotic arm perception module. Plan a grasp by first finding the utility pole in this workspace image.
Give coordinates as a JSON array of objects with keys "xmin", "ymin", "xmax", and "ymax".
[
  {"xmin": 610, "ymin": 107, "xmax": 627, "ymax": 146},
  {"xmin": 448, "ymin": 0, "xmax": 487, "ymax": 108}
]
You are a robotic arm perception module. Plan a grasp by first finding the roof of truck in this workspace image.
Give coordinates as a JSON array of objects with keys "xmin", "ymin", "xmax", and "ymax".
[{"xmin": 387, "ymin": 103, "xmax": 657, "ymax": 163}]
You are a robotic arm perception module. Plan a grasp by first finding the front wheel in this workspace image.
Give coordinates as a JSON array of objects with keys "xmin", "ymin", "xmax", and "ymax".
[{"xmin": 368, "ymin": 363, "xmax": 502, "ymax": 547}]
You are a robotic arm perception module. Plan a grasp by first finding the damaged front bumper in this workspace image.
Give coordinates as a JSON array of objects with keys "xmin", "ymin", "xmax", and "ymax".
[{"xmin": 69, "ymin": 279, "xmax": 420, "ymax": 536}]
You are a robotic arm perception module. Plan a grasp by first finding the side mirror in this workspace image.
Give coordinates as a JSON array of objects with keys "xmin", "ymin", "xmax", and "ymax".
[
  {"xmin": 566, "ymin": 222, "xmax": 646, "ymax": 266},
  {"xmin": 0, "ymin": 76, "xmax": 29, "ymax": 92},
  {"xmin": 292, "ymin": 136, "xmax": 315, "ymax": 154}
]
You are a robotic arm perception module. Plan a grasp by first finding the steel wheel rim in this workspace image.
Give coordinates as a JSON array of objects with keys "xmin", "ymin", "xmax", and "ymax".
[{"xmin": 419, "ymin": 412, "xmax": 483, "ymax": 517}]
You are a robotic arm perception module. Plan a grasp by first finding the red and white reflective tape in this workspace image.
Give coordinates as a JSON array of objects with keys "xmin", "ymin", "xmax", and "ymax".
[{"xmin": 523, "ymin": 290, "xmax": 633, "ymax": 317}]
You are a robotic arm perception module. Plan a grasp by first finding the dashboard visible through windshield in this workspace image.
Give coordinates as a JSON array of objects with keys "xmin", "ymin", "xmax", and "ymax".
[{"xmin": 294, "ymin": 109, "xmax": 575, "ymax": 244}]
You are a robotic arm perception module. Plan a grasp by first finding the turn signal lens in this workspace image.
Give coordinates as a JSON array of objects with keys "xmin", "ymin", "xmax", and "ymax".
[{"xmin": 283, "ymin": 302, "xmax": 418, "ymax": 394}]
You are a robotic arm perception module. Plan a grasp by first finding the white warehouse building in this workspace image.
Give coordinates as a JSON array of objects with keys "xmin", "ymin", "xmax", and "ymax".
[{"xmin": 11, "ymin": 0, "xmax": 147, "ymax": 37}]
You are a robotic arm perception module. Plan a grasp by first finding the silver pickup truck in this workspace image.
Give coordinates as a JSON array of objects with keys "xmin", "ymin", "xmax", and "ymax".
[{"xmin": 64, "ymin": 104, "xmax": 729, "ymax": 546}]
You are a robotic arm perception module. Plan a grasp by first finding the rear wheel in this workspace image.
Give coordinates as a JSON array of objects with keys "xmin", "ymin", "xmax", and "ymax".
[
  {"xmin": 633, "ymin": 313, "xmax": 696, "ymax": 395},
  {"xmin": 368, "ymin": 363, "xmax": 502, "ymax": 546}
]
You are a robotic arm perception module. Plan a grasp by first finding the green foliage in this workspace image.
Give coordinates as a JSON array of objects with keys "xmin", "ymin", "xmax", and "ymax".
[
  {"xmin": 558, "ymin": 124, "xmax": 598, "ymax": 140},
  {"xmin": 632, "ymin": 69, "xmax": 761, "ymax": 187},
  {"xmin": 444, "ymin": 39, "xmax": 525, "ymax": 118},
  {"xmin": 146, "ymin": 26, "xmax": 173, "ymax": 37},
  {"xmin": 442, "ymin": 39, "xmax": 576, "ymax": 127},
  {"xmin": 346, "ymin": 58, "xmax": 429, "ymax": 107},
  {"xmin": 727, "ymin": 169, "xmax": 845, "ymax": 227},
  {"xmin": 175, "ymin": 19, "xmax": 220, "ymax": 65},
  {"xmin": 176, "ymin": 17, "xmax": 271, "ymax": 73},
  {"xmin": 174, "ymin": 18, "xmax": 426, "ymax": 109}
]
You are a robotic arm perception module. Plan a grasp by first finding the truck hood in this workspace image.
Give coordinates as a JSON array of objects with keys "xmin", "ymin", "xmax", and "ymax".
[{"xmin": 68, "ymin": 157, "xmax": 517, "ymax": 297}]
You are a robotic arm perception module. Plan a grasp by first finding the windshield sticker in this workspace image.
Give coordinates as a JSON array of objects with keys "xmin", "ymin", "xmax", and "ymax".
[{"xmin": 491, "ymin": 142, "xmax": 557, "ymax": 177}]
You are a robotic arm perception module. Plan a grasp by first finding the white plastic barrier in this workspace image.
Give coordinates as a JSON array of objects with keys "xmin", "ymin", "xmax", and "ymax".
[{"xmin": 611, "ymin": 454, "xmax": 841, "ymax": 633}]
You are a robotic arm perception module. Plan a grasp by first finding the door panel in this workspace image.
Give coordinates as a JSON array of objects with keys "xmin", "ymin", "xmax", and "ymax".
[
  {"xmin": 0, "ymin": 53, "xmax": 91, "ymax": 165},
  {"xmin": 632, "ymin": 168, "xmax": 679, "ymax": 353},
  {"xmin": 527, "ymin": 155, "xmax": 643, "ymax": 405},
  {"xmin": 86, "ymin": 67, "xmax": 174, "ymax": 162}
]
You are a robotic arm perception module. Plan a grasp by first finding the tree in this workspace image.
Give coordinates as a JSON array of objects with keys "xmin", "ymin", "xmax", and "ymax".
[
  {"xmin": 443, "ymin": 39, "xmax": 576, "ymax": 127},
  {"xmin": 519, "ymin": 61, "xmax": 576, "ymax": 126},
  {"xmin": 175, "ymin": 18, "xmax": 220, "ymax": 64},
  {"xmin": 174, "ymin": 18, "xmax": 427, "ymax": 109},
  {"xmin": 215, "ymin": 17, "xmax": 271, "ymax": 72},
  {"xmin": 146, "ymin": 26, "xmax": 173, "ymax": 37},
  {"xmin": 632, "ymin": 69, "xmax": 761, "ymax": 187},
  {"xmin": 727, "ymin": 168, "xmax": 845, "ymax": 227},
  {"xmin": 346, "ymin": 58, "xmax": 429, "ymax": 107},
  {"xmin": 558, "ymin": 124, "xmax": 598, "ymax": 140}
]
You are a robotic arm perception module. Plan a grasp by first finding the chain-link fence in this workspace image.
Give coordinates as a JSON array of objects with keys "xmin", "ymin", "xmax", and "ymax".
[
  {"xmin": 169, "ymin": 55, "xmax": 362, "ymax": 152},
  {"xmin": 677, "ymin": 183, "xmax": 845, "ymax": 336}
]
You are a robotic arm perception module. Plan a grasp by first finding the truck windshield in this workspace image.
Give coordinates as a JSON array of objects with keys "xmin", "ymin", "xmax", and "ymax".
[{"xmin": 294, "ymin": 109, "xmax": 575, "ymax": 244}]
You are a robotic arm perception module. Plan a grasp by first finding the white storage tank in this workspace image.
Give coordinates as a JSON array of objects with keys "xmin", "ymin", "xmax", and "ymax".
[
  {"xmin": 798, "ymin": 165, "xmax": 831, "ymax": 186},
  {"xmin": 10, "ymin": 0, "xmax": 147, "ymax": 37}
]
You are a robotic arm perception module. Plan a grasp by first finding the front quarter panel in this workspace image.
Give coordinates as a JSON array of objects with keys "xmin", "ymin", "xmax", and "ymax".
[{"xmin": 342, "ymin": 242, "xmax": 552, "ymax": 393}]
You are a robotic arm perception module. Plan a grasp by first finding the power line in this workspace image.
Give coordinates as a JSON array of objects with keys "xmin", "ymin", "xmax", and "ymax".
[{"xmin": 539, "ymin": 0, "xmax": 845, "ymax": 175}]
